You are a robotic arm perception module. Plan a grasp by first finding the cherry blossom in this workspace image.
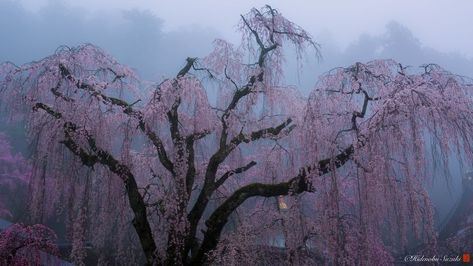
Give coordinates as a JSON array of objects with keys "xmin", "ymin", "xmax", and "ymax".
[{"xmin": 1, "ymin": 5, "xmax": 473, "ymax": 266}]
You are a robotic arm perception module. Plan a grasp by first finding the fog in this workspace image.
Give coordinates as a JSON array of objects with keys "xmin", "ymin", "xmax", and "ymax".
[
  {"xmin": 0, "ymin": 1, "xmax": 217, "ymax": 79},
  {"xmin": 2, "ymin": 1, "xmax": 472, "ymax": 82},
  {"xmin": 0, "ymin": 1, "xmax": 472, "ymax": 262}
]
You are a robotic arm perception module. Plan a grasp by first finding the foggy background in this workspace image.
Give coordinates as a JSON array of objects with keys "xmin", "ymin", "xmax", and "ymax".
[
  {"xmin": 1, "ymin": 0, "xmax": 472, "ymax": 228},
  {"xmin": 2, "ymin": 1, "xmax": 472, "ymax": 82}
]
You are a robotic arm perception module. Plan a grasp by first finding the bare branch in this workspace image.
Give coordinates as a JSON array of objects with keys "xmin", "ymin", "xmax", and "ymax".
[
  {"xmin": 215, "ymin": 161, "xmax": 257, "ymax": 188},
  {"xmin": 177, "ymin": 57, "xmax": 196, "ymax": 79},
  {"xmin": 229, "ymin": 118, "xmax": 294, "ymax": 146}
]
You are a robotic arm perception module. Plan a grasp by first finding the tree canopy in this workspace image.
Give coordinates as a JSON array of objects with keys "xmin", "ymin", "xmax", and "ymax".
[{"xmin": 1, "ymin": 5, "xmax": 473, "ymax": 266}]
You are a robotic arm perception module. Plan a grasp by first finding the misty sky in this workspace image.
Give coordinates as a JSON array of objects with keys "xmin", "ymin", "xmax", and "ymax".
[
  {"xmin": 2, "ymin": 0, "xmax": 473, "ymax": 85},
  {"xmin": 16, "ymin": 0, "xmax": 473, "ymax": 57}
]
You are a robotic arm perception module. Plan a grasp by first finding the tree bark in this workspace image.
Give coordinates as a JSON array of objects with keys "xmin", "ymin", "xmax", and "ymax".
[{"xmin": 190, "ymin": 145, "xmax": 354, "ymax": 265}]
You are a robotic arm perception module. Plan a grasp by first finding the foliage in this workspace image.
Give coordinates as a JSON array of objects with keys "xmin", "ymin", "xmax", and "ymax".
[{"xmin": 0, "ymin": 223, "xmax": 59, "ymax": 266}]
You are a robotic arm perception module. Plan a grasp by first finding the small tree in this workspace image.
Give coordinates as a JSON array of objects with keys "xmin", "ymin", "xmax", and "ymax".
[
  {"xmin": 0, "ymin": 223, "xmax": 58, "ymax": 266},
  {"xmin": 1, "ymin": 5, "xmax": 473, "ymax": 266}
]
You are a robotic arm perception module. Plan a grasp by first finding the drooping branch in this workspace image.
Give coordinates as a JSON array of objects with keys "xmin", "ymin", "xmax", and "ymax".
[
  {"xmin": 241, "ymin": 5, "xmax": 318, "ymax": 66},
  {"xmin": 33, "ymin": 103, "xmax": 160, "ymax": 266},
  {"xmin": 218, "ymin": 12, "xmax": 282, "ymax": 149},
  {"xmin": 240, "ymin": 13, "xmax": 279, "ymax": 67},
  {"xmin": 186, "ymin": 117, "xmax": 295, "ymax": 258},
  {"xmin": 191, "ymin": 144, "xmax": 354, "ymax": 264},
  {"xmin": 189, "ymin": 117, "xmax": 294, "ymax": 220},
  {"xmin": 58, "ymin": 64, "xmax": 175, "ymax": 174},
  {"xmin": 214, "ymin": 8, "xmax": 300, "ymax": 151},
  {"xmin": 240, "ymin": 15, "xmax": 265, "ymax": 51}
]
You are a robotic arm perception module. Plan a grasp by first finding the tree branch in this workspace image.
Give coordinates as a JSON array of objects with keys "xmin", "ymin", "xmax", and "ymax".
[
  {"xmin": 33, "ymin": 103, "xmax": 160, "ymax": 266},
  {"xmin": 177, "ymin": 57, "xmax": 196, "ymax": 79},
  {"xmin": 215, "ymin": 161, "xmax": 257, "ymax": 188},
  {"xmin": 316, "ymin": 145, "xmax": 354, "ymax": 175},
  {"xmin": 188, "ymin": 117, "xmax": 294, "ymax": 224},
  {"xmin": 229, "ymin": 118, "xmax": 294, "ymax": 146},
  {"xmin": 58, "ymin": 64, "xmax": 175, "ymax": 174},
  {"xmin": 186, "ymin": 13, "xmax": 288, "ymax": 258},
  {"xmin": 186, "ymin": 118, "xmax": 294, "ymax": 258},
  {"xmin": 191, "ymin": 144, "xmax": 354, "ymax": 264},
  {"xmin": 191, "ymin": 176, "xmax": 309, "ymax": 264}
]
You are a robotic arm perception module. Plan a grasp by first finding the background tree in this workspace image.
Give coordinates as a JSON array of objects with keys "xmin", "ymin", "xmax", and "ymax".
[
  {"xmin": 1, "ymin": 5, "xmax": 473, "ymax": 266},
  {"xmin": 0, "ymin": 223, "xmax": 59, "ymax": 266},
  {"xmin": 0, "ymin": 132, "xmax": 31, "ymax": 221}
]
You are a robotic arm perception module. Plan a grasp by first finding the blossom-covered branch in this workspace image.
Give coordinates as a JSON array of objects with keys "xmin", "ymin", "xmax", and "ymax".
[{"xmin": 33, "ymin": 102, "xmax": 160, "ymax": 265}]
